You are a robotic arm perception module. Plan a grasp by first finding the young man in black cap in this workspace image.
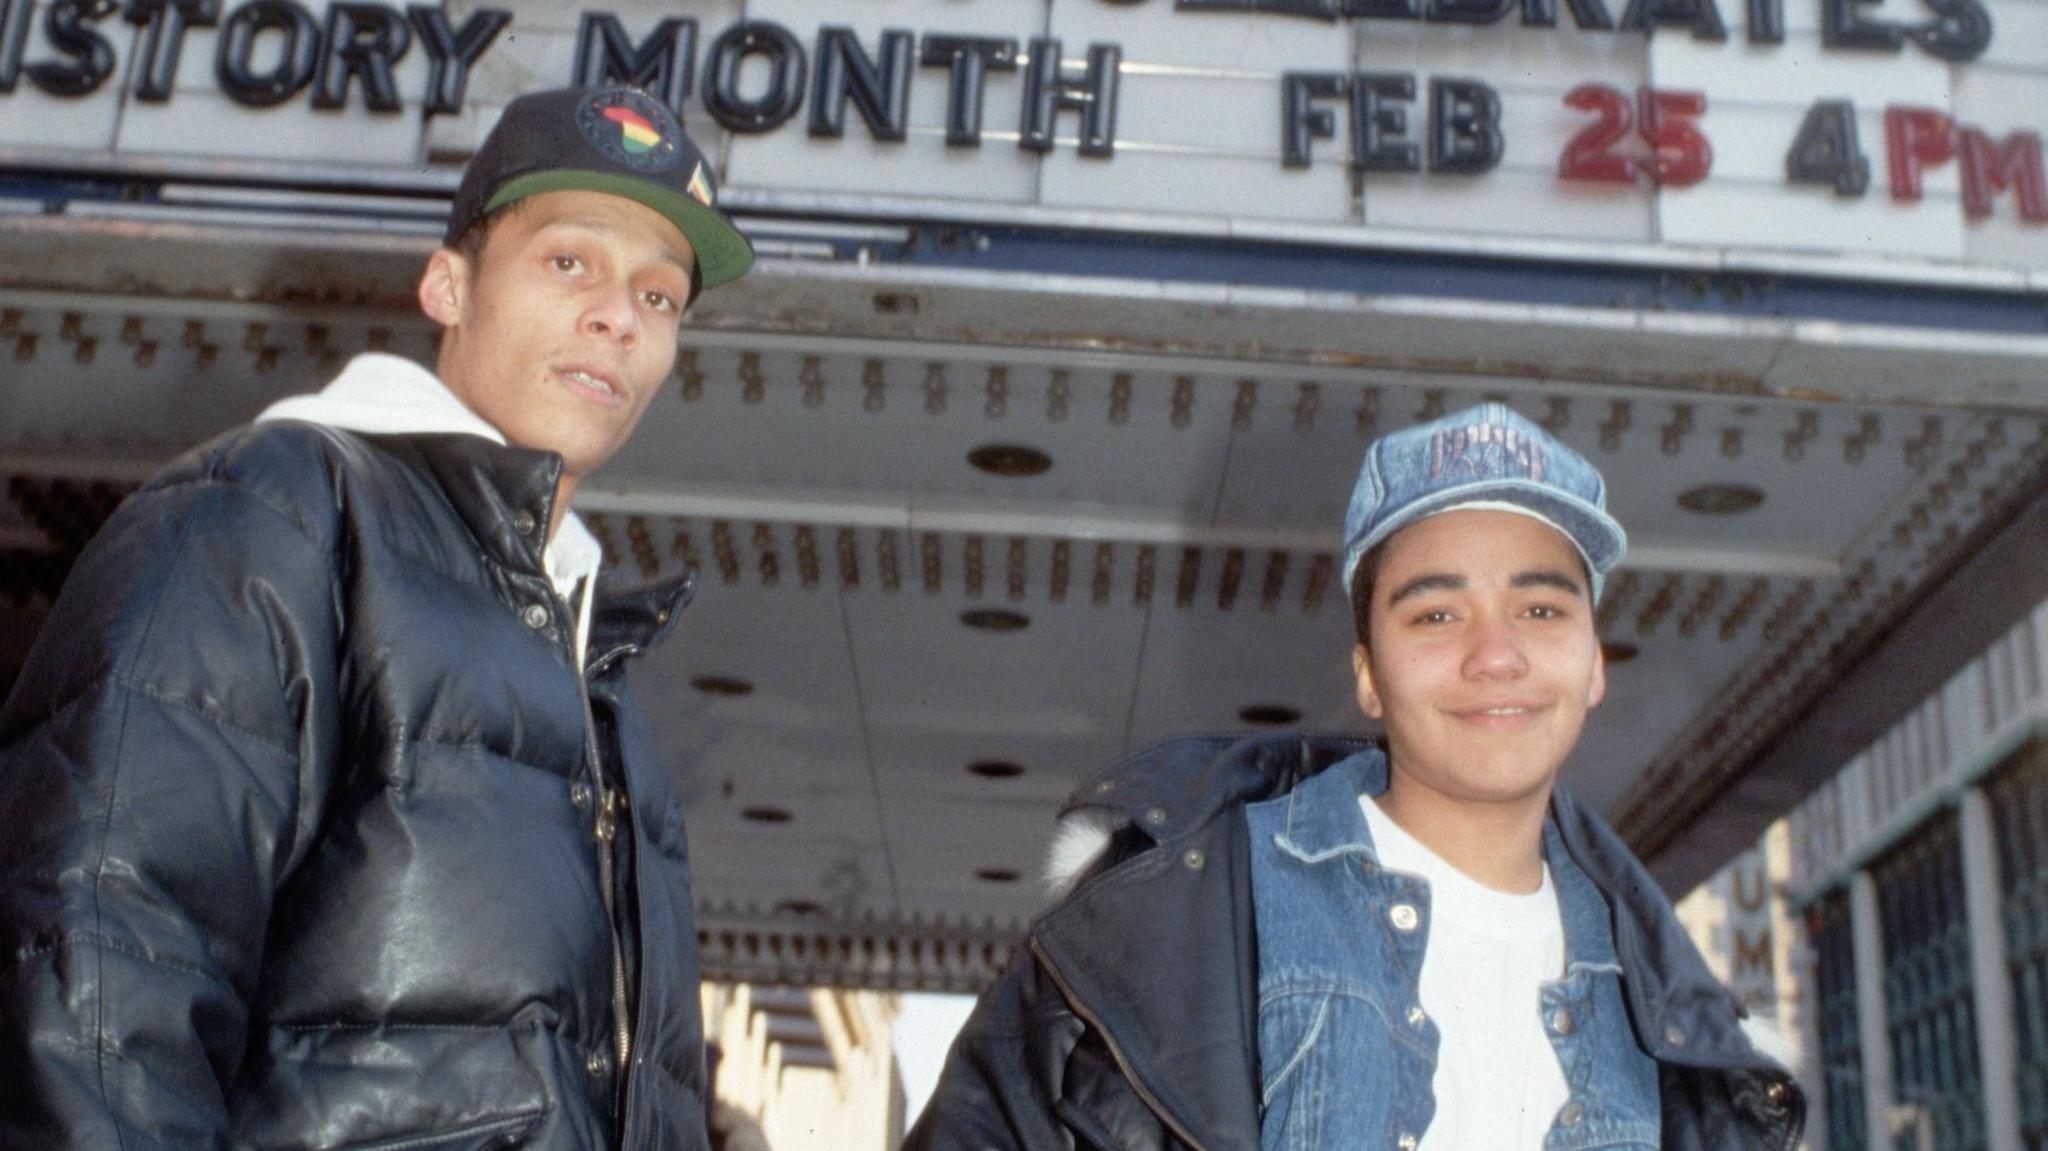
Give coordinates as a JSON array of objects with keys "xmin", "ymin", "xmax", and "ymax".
[
  {"xmin": 0, "ymin": 87, "xmax": 751, "ymax": 1150},
  {"xmin": 907, "ymin": 404, "xmax": 1804, "ymax": 1150}
]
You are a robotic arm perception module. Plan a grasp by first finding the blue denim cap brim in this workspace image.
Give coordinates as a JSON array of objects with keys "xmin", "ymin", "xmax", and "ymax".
[{"xmin": 1341, "ymin": 479, "xmax": 1627, "ymax": 604}]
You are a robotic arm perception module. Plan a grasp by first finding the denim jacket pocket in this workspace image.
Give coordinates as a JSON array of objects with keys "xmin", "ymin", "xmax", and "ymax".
[{"xmin": 1259, "ymin": 986, "xmax": 1405, "ymax": 1151}]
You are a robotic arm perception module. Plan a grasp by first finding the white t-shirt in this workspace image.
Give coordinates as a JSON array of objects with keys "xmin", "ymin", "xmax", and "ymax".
[{"xmin": 1360, "ymin": 795, "xmax": 1570, "ymax": 1151}]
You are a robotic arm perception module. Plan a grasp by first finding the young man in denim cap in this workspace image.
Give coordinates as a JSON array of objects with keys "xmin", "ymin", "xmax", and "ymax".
[
  {"xmin": 908, "ymin": 404, "xmax": 1805, "ymax": 1151},
  {"xmin": 0, "ymin": 87, "xmax": 749, "ymax": 1149}
]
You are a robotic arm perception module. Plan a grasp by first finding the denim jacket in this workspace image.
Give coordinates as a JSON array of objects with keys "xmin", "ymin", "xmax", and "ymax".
[
  {"xmin": 905, "ymin": 733, "xmax": 1804, "ymax": 1151},
  {"xmin": 1249, "ymin": 749, "xmax": 1660, "ymax": 1151}
]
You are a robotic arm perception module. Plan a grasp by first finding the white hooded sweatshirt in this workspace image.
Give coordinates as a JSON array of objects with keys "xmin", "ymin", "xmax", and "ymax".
[{"xmin": 257, "ymin": 352, "xmax": 605, "ymax": 665}]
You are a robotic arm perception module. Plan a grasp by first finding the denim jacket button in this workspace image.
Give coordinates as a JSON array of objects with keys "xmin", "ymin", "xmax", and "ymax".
[
  {"xmin": 1549, "ymin": 1007, "xmax": 1576, "ymax": 1035},
  {"xmin": 1397, "ymin": 1134, "xmax": 1418, "ymax": 1151},
  {"xmin": 522, "ymin": 603, "xmax": 549, "ymax": 629},
  {"xmin": 1665, "ymin": 1024, "xmax": 1689, "ymax": 1048},
  {"xmin": 1764, "ymin": 1078, "xmax": 1790, "ymax": 1108},
  {"xmin": 1559, "ymin": 1101, "xmax": 1585, "ymax": 1127},
  {"xmin": 1406, "ymin": 1005, "xmax": 1427, "ymax": 1028},
  {"xmin": 1389, "ymin": 903, "xmax": 1420, "ymax": 932}
]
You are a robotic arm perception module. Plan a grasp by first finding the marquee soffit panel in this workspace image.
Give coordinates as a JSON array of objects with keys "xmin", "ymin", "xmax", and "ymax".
[{"xmin": 4, "ymin": 198, "xmax": 2048, "ymax": 989}]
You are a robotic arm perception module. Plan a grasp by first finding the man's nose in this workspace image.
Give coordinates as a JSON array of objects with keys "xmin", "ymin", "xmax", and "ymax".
[
  {"xmin": 1463, "ymin": 614, "xmax": 1528, "ymax": 679},
  {"xmin": 581, "ymin": 281, "xmax": 639, "ymax": 345}
]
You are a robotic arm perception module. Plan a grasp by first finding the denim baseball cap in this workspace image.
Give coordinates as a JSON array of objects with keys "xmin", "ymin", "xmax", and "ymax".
[
  {"xmin": 1342, "ymin": 402, "xmax": 1627, "ymax": 602},
  {"xmin": 447, "ymin": 86, "xmax": 754, "ymax": 291}
]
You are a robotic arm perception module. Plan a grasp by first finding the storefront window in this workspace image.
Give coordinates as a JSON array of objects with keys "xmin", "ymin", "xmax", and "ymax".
[
  {"xmin": 1811, "ymin": 888, "xmax": 1867, "ymax": 1151},
  {"xmin": 1988, "ymin": 743, "xmax": 2048, "ymax": 1151},
  {"xmin": 1874, "ymin": 813, "xmax": 1986, "ymax": 1151}
]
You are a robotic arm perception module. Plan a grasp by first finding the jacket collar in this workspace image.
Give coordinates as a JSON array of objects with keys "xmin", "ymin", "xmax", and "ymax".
[
  {"xmin": 1269, "ymin": 748, "xmax": 1384, "ymax": 864},
  {"xmin": 257, "ymin": 353, "xmax": 603, "ymax": 603}
]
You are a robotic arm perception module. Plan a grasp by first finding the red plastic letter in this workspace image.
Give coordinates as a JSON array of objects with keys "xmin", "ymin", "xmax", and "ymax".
[
  {"xmin": 1959, "ymin": 129, "xmax": 2048, "ymax": 221},
  {"xmin": 1885, "ymin": 106, "xmax": 1956, "ymax": 202}
]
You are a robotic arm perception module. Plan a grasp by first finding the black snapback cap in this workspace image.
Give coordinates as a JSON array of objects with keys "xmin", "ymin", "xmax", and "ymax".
[{"xmin": 446, "ymin": 86, "xmax": 754, "ymax": 291}]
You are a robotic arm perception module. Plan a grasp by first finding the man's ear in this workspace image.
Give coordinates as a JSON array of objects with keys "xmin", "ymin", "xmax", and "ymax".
[
  {"xmin": 1353, "ymin": 643, "xmax": 1384, "ymax": 720},
  {"xmin": 418, "ymin": 248, "xmax": 469, "ymax": 329}
]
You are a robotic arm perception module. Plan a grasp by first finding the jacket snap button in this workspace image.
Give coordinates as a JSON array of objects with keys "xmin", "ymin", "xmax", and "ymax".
[
  {"xmin": 1559, "ymin": 1101, "xmax": 1585, "ymax": 1126},
  {"xmin": 1665, "ymin": 1024, "xmax": 1689, "ymax": 1048},
  {"xmin": 512, "ymin": 510, "xmax": 537, "ymax": 536},
  {"xmin": 522, "ymin": 603, "xmax": 549, "ymax": 629},
  {"xmin": 1550, "ymin": 1007, "xmax": 1575, "ymax": 1035},
  {"xmin": 1183, "ymin": 849, "xmax": 1205, "ymax": 870},
  {"xmin": 570, "ymin": 783, "xmax": 592, "ymax": 809},
  {"xmin": 586, "ymin": 1050, "xmax": 609, "ymax": 1077},
  {"xmin": 1388, "ymin": 903, "xmax": 1420, "ymax": 932},
  {"xmin": 1397, "ymin": 1133, "xmax": 1417, "ymax": 1151},
  {"xmin": 1095, "ymin": 779, "xmax": 1116, "ymax": 794},
  {"xmin": 1145, "ymin": 807, "xmax": 1168, "ymax": 826},
  {"xmin": 1406, "ymin": 1005, "xmax": 1426, "ymax": 1028},
  {"xmin": 1764, "ymin": 1078, "xmax": 1790, "ymax": 1108}
]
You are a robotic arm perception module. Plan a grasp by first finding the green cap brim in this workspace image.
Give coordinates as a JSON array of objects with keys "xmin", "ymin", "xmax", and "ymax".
[{"xmin": 486, "ymin": 168, "xmax": 755, "ymax": 290}]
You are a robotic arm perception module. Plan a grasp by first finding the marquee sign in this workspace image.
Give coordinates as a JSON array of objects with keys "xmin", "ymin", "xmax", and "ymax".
[{"xmin": 1, "ymin": 0, "xmax": 2043, "ymax": 272}]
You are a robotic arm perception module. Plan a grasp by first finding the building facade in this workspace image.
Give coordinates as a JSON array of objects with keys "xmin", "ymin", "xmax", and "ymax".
[{"xmin": 1679, "ymin": 596, "xmax": 2048, "ymax": 1151}]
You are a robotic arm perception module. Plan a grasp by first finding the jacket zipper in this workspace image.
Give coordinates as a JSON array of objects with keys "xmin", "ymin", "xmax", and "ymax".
[
  {"xmin": 565, "ymin": 596, "xmax": 634, "ymax": 1121},
  {"xmin": 582, "ymin": 687, "xmax": 633, "ymax": 1073},
  {"xmin": 1030, "ymin": 938, "xmax": 1215, "ymax": 1151}
]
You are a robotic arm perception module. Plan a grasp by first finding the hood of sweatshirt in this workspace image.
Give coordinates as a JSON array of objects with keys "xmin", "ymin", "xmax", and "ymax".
[{"xmin": 257, "ymin": 352, "xmax": 604, "ymax": 661}]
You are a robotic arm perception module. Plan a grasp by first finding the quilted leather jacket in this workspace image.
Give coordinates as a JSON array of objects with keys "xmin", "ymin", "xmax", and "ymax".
[
  {"xmin": 0, "ymin": 422, "xmax": 706, "ymax": 1150},
  {"xmin": 905, "ymin": 733, "xmax": 1805, "ymax": 1151}
]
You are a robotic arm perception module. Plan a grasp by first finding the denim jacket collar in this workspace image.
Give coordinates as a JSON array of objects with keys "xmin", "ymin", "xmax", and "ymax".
[{"xmin": 1267, "ymin": 747, "xmax": 1620, "ymax": 975}]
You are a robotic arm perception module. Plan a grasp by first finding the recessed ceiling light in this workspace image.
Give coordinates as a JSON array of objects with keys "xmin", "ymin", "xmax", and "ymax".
[
  {"xmin": 1601, "ymin": 641, "xmax": 1640, "ymax": 664},
  {"xmin": 975, "ymin": 867, "xmax": 1021, "ymax": 883},
  {"xmin": 960, "ymin": 608, "xmax": 1030, "ymax": 633},
  {"xmin": 1239, "ymin": 704, "xmax": 1302, "ymax": 727},
  {"xmin": 1677, "ymin": 484, "xmax": 1765, "ymax": 515},
  {"xmin": 741, "ymin": 806, "xmax": 793, "ymax": 824},
  {"xmin": 691, "ymin": 675, "xmax": 754, "ymax": 697},
  {"xmin": 967, "ymin": 443, "xmax": 1053, "ymax": 478},
  {"xmin": 968, "ymin": 760, "xmax": 1026, "ymax": 779}
]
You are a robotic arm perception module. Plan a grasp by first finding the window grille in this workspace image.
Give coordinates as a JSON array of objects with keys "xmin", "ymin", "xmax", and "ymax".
[
  {"xmin": 1989, "ymin": 741, "xmax": 2048, "ymax": 1151},
  {"xmin": 1874, "ymin": 812, "xmax": 1987, "ymax": 1151},
  {"xmin": 1811, "ymin": 887, "xmax": 1867, "ymax": 1151}
]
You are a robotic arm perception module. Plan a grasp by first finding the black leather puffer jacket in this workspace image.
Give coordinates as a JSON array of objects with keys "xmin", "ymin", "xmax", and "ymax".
[
  {"xmin": 906, "ymin": 733, "xmax": 1804, "ymax": 1151},
  {"xmin": 0, "ymin": 423, "xmax": 706, "ymax": 1150}
]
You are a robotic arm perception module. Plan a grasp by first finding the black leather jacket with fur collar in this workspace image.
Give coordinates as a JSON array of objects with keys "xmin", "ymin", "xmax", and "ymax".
[{"xmin": 906, "ymin": 733, "xmax": 1804, "ymax": 1151}]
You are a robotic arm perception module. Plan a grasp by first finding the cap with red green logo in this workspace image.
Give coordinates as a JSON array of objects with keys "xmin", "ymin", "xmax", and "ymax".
[{"xmin": 446, "ymin": 86, "xmax": 753, "ymax": 291}]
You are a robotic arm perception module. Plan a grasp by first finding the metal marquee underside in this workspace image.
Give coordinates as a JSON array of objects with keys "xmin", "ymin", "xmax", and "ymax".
[{"xmin": 4, "ymin": 186, "xmax": 2048, "ymax": 989}]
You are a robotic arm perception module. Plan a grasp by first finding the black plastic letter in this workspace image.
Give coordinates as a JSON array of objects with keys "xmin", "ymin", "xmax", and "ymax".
[
  {"xmin": 27, "ymin": 0, "xmax": 116, "ymax": 96},
  {"xmin": 810, "ymin": 26, "xmax": 912, "ymax": 140},
  {"xmin": 313, "ymin": 2, "xmax": 409, "ymax": 110},
  {"xmin": 1429, "ymin": 77, "xmax": 1501, "ymax": 174},
  {"xmin": 1785, "ymin": 99, "xmax": 1868, "ymax": 195},
  {"xmin": 1906, "ymin": 0, "xmax": 1990, "ymax": 62},
  {"xmin": 918, "ymin": 35, "xmax": 1016, "ymax": 147},
  {"xmin": 1428, "ymin": 0, "xmax": 1513, "ymax": 23},
  {"xmin": 1745, "ymin": 0, "xmax": 1783, "ymax": 41},
  {"xmin": 1281, "ymin": 71, "xmax": 1347, "ymax": 168},
  {"xmin": 704, "ymin": 21, "xmax": 805, "ymax": 134},
  {"xmin": 575, "ymin": 14, "xmax": 695, "ymax": 118},
  {"xmin": 216, "ymin": 0, "xmax": 318, "ymax": 106},
  {"xmin": 1821, "ymin": 0, "xmax": 1902, "ymax": 49},
  {"xmin": 1620, "ymin": 0, "xmax": 1728, "ymax": 39},
  {"xmin": 126, "ymin": 0, "xmax": 220, "ymax": 103},
  {"xmin": 1353, "ymin": 72, "xmax": 1420, "ymax": 172},
  {"xmin": 1020, "ymin": 38, "xmax": 1120, "ymax": 157},
  {"xmin": 409, "ymin": 4, "xmax": 507, "ymax": 116}
]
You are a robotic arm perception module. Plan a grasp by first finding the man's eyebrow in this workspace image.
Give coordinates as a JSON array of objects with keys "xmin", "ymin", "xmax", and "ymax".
[
  {"xmin": 1386, "ymin": 573, "xmax": 1466, "ymax": 607},
  {"xmin": 540, "ymin": 218, "xmax": 695, "ymax": 275},
  {"xmin": 1511, "ymin": 569, "xmax": 1585, "ymax": 596}
]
